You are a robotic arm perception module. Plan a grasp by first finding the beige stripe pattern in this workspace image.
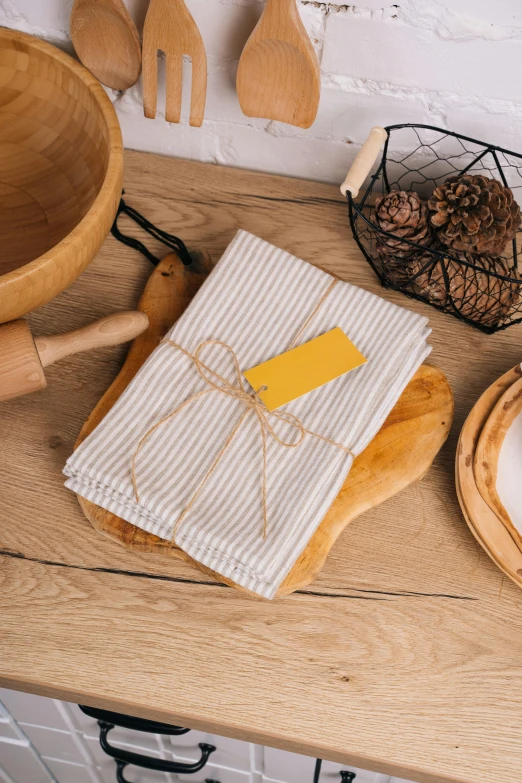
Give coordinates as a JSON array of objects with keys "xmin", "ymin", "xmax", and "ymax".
[{"xmin": 64, "ymin": 230, "xmax": 431, "ymax": 599}]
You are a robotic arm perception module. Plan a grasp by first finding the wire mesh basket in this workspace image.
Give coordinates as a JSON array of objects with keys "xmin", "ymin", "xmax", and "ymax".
[{"xmin": 341, "ymin": 124, "xmax": 522, "ymax": 333}]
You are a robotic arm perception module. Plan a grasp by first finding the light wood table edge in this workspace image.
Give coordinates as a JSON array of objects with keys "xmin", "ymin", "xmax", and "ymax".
[{"xmin": 0, "ymin": 675, "xmax": 475, "ymax": 783}]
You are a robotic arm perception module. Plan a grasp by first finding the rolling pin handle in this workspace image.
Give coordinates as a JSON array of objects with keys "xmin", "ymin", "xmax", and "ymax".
[{"xmin": 34, "ymin": 311, "xmax": 149, "ymax": 368}]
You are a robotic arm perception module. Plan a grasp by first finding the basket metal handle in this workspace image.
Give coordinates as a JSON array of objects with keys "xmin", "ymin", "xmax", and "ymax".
[{"xmin": 340, "ymin": 127, "xmax": 388, "ymax": 198}]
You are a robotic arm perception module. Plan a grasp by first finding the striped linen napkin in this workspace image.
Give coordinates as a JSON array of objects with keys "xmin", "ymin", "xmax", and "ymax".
[{"xmin": 64, "ymin": 230, "xmax": 431, "ymax": 599}]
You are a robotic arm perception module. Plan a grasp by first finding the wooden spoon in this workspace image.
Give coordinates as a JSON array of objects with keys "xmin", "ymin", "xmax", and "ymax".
[
  {"xmin": 71, "ymin": 0, "xmax": 142, "ymax": 90},
  {"xmin": 236, "ymin": 0, "xmax": 320, "ymax": 129}
]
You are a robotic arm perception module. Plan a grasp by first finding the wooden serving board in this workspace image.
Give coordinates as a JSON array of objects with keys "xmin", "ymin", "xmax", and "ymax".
[
  {"xmin": 76, "ymin": 252, "xmax": 454, "ymax": 597},
  {"xmin": 474, "ymin": 377, "xmax": 522, "ymax": 550},
  {"xmin": 456, "ymin": 364, "xmax": 522, "ymax": 590}
]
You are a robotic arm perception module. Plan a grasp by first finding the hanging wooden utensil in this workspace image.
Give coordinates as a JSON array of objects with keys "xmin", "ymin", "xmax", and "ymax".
[
  {"xmin": 70, "ymin": 0, "xmax": 142, "ymax": 90},
  {"xmin": 236, "ymin": 0, "xmax": 320, "ymax": 129},
  {"xmin": 0, "ymin": 312, "xmax": 148, "ymax": 403},
  {"xmin": 142, "ymin": 0, "xmax": 207, "ymax": 127}
]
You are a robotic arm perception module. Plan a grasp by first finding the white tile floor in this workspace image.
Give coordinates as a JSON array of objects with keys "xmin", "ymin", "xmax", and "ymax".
[{"xmin": 0, "ymin": 690, "xmax": 413, "ymax": 783}]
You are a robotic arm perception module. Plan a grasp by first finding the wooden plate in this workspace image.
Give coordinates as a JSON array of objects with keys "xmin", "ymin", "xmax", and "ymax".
[
  {"xmin": 76, "ymin": 253, "xmax": 454, "ymax": 597},
  {"xmin": 456, "ymin": 365, "xmax": 522, "ymax": 589},
  {"xmin": 474, "ymin": 377, "xmax": 522, "ymax": 549}
]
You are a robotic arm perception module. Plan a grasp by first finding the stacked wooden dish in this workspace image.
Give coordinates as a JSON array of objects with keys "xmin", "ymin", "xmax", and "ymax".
[{"xmin": 457, "ymin": 364, "xmax": 522, "ymax": 588}]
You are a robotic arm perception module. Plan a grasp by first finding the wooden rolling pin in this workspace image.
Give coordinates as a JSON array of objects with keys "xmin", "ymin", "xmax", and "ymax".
[{"xmin": 0, "ymin": 312, "xmax": 149, "ymax": 402}]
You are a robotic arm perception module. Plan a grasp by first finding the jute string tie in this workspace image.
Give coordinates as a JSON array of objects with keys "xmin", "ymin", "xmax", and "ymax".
[{"xmin": 131, "ymin": 278, "xmax": 355, "ymax": 538}]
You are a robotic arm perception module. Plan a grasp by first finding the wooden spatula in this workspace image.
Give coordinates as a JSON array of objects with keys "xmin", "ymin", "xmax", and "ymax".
[
  {"xmin": 70, "ymin": 0, "xmax": 142, "ymax": 90},
  {"xmin": 236, "ymin": 0, "xmax": 320, "ymax": 129},
  {"xmin": 142, "ymin": 0, "xmax": 207, "ymax": 127}
]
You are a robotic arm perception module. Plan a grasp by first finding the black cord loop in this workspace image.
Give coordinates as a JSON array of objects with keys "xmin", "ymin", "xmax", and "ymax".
[{"xmin": 111, "ymin": 195, "xmax": 193, "ymax": 267}]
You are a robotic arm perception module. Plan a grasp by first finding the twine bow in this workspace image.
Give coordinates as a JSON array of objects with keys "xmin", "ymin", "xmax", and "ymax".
[{"xmin": 131, "ymin": 279, "xmax": 355, "ymax": 539}]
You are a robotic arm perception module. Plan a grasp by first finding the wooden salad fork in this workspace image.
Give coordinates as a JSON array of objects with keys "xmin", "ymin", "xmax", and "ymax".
[{"xmin": 142, "ymin": 0, "xmax": 207, "ymax": 127}]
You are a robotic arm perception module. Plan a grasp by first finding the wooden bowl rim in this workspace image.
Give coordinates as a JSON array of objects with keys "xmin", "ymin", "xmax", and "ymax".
[{"xmin": 0, "ymin": 28, "xmax": 123, "ymax": 291}]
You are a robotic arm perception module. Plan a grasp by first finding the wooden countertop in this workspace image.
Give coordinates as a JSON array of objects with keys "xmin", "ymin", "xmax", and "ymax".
[{"xmin": 2, "ymin": 150, "xmax": 522, "ymax": 783}]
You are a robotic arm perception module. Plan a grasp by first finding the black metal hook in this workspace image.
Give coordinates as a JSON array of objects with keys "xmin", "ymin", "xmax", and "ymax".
[{"xmin": 99, "ymin": 722, "xmax": 215, "ymax": 772}]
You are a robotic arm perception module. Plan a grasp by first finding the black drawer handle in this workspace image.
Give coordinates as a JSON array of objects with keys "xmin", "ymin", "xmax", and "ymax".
[
  {"xmin": 340, "ymin": 773, "xmax": 356, "ymax": 782},
  {"xmin": 99, "ymin": 722, "xmax": 215, "ymax": 772},
  {"xmin": 116, "ymin": 761, "xmax": 220, "ymax": 782},
  {"xmin": 79, "ymin": 705, "xmax": 190, "ymax": 735}
]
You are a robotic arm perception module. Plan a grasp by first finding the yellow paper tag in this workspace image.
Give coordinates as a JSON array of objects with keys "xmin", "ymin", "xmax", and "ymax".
[{"xmin": 243, "ymin": 327, "xmax": 366, "ymax": 411}]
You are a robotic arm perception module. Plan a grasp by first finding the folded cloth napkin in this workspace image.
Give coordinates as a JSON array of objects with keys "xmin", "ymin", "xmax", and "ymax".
[{"xmin": 65, "ymin": 230, "xmax": 431, "ymax": 599}]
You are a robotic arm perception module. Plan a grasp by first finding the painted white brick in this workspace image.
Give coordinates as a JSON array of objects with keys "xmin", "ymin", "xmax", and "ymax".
[
  {"xmin": 0, "ymin": 741, "xmax": 53, "ymax": 783},
  {"xmin": 44, "ymin": 758, "xmax": 100, "ymax": 783},
  {"xmin": 433, "ymin": 0, "xmax": 522, "ymax": 28},
  {"xmin": 322, "ymin": 13, "xmax": 522, "ymax": 103},
  {"xmin": 0, "ymin": 691, "xmax": 69, "ymax": 732},
  {"xmin": 188, "ymin": 0, "xmax": 262, "ymax": 60},
  {"xmin": 311, "ymin": 88, "xmax": 428, "ymax": 144},
  {"xmin": 0, "ymin": 716, "xmax": 23, "ymax": 743},
  {"xmin": 22, "ymin": 725, "xmax": 91, "ymax": 765},
  {"xmin": 264, "ymin": 747, "xmax": 315, "ymax": 783},
  {"xmin": 322, "ymin": 0, "xmax": 398, "ymax": 8},
  {"xmin": 0, "ymin": 763, "xmax": 16, "ymax": 783},
  {"xmin": 442, "ymin": 103, "xmax": 521, "ymax": 153}
]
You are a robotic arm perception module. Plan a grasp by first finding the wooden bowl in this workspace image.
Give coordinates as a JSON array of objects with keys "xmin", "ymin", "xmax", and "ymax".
[{"xmin": 0, "ymin": 29, "xmax": 123, "ymax": 323}]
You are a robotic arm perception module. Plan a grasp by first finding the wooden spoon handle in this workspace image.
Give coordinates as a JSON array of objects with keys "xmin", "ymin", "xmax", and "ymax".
[
  {"xmin": 340, "ymin": 126, "xmax": 388, "ymax": 198},
  {"xmin": 35, "ymin": 312, "xmax": 149, "ymax": 368}
]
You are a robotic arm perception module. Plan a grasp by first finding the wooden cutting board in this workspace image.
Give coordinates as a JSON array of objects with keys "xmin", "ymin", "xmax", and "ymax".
[
  {"xmin": 76, "ymin": 252, "xmax": 454, "ymax": 597},
  {"xmin": 456, "ymin": 364, "xmax": 522, "ymax": 590}
]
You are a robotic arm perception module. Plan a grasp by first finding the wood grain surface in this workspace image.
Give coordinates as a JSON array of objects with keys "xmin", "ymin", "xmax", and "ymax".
[
  {"xmin": 474, "ymin": 377, "xmax": 522, "ymax": 550},
  {"xmin": 76, "ymin": 253, "xmax": 453, "ymax": 596},
  {"xmin": 0, "ymin": 29, "xmax": 123, "ymax": 323},
  {"xmin": 236, "ymin": 0, "xmax": 320, "ymax": 128},
  {"xmin": 70, "ymin": 0, "xmax": 142, "ymax": 91},
  {"xmin": 3, "ymin": 151, "xmax": 522, "ymax": 783},
  {"xmin": 142, "ymin": 0, "xmax": 207, "ymax": 126},
  {"xmin": 456, "ymin": 365, "xmax": 522, "ymax": 589}
]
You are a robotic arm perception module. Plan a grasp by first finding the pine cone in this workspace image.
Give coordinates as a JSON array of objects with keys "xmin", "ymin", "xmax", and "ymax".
[
  {"xmin": 428, "ymin": 174, "xmax": 521, "ymax": 256},
  {"xmin": 384, "ymin": 249, "xmax": 438, "ymax": 290},
  {"xmin": 407, "ymin": 251, "xmax": 520, "ymax": 327},
  {"xmin": 374, "ymin": 190, "xmax": 433, "ymax": 259}
]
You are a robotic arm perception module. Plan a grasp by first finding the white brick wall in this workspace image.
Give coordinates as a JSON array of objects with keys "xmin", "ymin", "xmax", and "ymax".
[{"xmin": 0, "ymin": 0, "xmax": 521, "ymax": 182}]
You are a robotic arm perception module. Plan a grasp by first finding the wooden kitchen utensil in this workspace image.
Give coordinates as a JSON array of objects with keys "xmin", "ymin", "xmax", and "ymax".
[
  {"xmin": 236, "ymin": 0, "xmax": 320, "ymax": 129},
  {"xmin": 0, "ymin": 29, "xmax": 123, "ymax": 325},
  {"xmin": 75, "ymin": 252, "xmax": 453, "ymax": 598},
  {"xmin": 70, "ymin": 0, "xmax": 142, "ymax": 90},
  {"xmin": 474, "ymin": 376, "xmax": 522, "ymax": 549},
  {"xmin": 0, "ymin": 312, "xmax": 148, "ymax": 403},
  {"xmin": 456, "ymin": 364, "xmax": 522, "ymax": 590},
  {"xmin": 142, "ymin": 0, "xmax": 207, "ymax": 126}
]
